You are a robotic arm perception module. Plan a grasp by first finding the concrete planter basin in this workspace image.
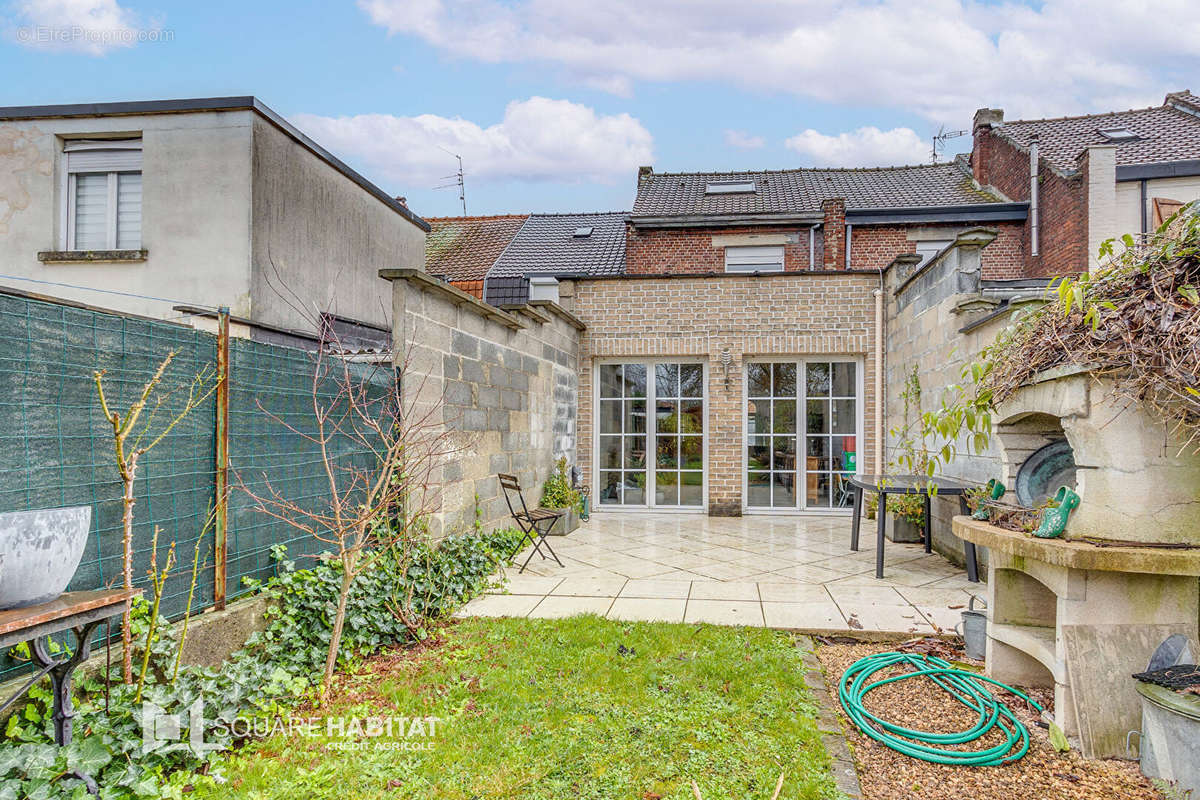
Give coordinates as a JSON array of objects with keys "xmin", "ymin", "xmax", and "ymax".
[
  {"xmin": 546, "ymin": 508, "xmax": 579, "ymax": 536},
  {"xmin": 0, "ymin": 506, "xmax": 92, "ymax": 610}
]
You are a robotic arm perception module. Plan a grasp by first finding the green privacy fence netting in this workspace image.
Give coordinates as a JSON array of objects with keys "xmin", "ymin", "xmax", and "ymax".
[{"xmin": 0, "ymin": 292, "xmax": 389, "ymax": 680}]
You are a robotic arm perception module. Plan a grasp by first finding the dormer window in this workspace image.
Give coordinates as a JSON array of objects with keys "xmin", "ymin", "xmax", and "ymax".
[
  {"xmin": 705, "ymin": 180, "xmax": 756, "ymax": 195},
  {"xmin": 573, "ymin": 226, "xmax": 593, "ymax": 238},
  {"xmin": 1097, "ymin": 127, "xmax": 1138, "ymax": 141}
]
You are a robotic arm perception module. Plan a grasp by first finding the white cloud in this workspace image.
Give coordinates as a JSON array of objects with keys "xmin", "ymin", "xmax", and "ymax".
[
  {"xmin": 291, "ymin": 96, "xmax": 653, "ymax": 188},
  {"xmin": 11, "ymin": 0, "xmax": 161, "ymax": 55},
  {"xmin": 357, "ymin": 0, "xmax": 1200, "ymax": 124},
  {"xmin": 724, "ymin": 129, "xmax": 765, "ymax": 150},
  {"xmin": 785, "ymin": 126, "xmax": 930, "ymax": 167}
]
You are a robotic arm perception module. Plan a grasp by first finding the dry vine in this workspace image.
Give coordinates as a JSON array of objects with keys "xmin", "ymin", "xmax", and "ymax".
[
  {"xmin": 984, "ymin": 210, "xmax": 1200, "ymax": 446},
  {"xmin": 926, "ymin": 206, "xmax": 1200, "ymax": 472}
]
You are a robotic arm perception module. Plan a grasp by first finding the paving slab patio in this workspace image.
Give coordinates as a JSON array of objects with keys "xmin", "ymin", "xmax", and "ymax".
[{"xmin": 457, "ymin": 512, "xmax": 984, "ymax": 633}]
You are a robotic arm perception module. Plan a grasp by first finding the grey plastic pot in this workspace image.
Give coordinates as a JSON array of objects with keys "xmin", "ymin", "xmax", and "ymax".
[{"xmin": 0, "ymin": 506, "xmax": 92, "ymax": 610}]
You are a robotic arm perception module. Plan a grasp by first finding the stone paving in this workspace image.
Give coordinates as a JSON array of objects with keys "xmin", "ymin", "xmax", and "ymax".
[{"xmin": 458, "ymin": 512, "xmax": 984, "ymax": 633}]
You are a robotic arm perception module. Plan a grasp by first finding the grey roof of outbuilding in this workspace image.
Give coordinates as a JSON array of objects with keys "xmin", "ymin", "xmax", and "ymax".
[
  {"xmin": 994, "ymin": 91, "xmax": 1200, "ymax": 174},
  {"xmin": 487, "ymin": 212, "xmax": 628, "ymax": 279},
  {"xmin": 631, "ymin": 163, "xmax": 1001, "ymax": 218}
]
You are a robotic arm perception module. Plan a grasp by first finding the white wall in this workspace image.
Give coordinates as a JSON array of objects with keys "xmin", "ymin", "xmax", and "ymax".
[
  {"xmin": 0, "ymin": 111, "xmax": 255, "ymax": 319},
  {"xmin": 249, "ymin": 116, "xmax": 425, "ymax": 335},
  {"xmin": 1115, "ymin": 174, "xmax": 1200, "ymax": 241}
]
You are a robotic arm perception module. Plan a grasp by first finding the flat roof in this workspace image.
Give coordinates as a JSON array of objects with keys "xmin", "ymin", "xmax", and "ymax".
[{"xmin": 0, "ymin": 96, "xmax": 430, "ymax": 232}]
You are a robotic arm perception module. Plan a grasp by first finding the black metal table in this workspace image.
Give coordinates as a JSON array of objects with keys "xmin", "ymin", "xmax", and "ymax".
[
  {"xmin": 0, "ymin": 589, "xmax": 139, "ymax": 794},
  {"xmin": 848, "ymin": 474, "xmax": 981, "ymax": 582}
]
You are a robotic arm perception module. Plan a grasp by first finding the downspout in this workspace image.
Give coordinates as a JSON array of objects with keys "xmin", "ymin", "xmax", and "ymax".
[
  {"xmin": 1140, "ymin": 179, "xmax": 1148, "ymax": 235},
  {"xmin": 845, "ymin": 224, "xmax": 853, "ymax": 269},
  {"xmin": 1029, "ymin": 135, "xmax": 1040, "ymax": 257},
  {"xmin": 873, "ymin": 281, "xmax": 884, "ymax": 475},
  {"xmin": 809, "ymin": 225, "xmax": 815, "ymax": 270}
]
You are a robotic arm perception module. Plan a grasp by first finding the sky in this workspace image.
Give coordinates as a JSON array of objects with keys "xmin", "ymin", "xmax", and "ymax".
[{"xmin": 3, "ymin": 0, "xmax": 1199, "ymax": 219}]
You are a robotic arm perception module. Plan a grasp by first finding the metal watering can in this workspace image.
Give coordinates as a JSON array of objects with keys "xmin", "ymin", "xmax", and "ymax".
[{"xmin": 955, "ymin": 595, "xmax": 988, "ymax": 660}]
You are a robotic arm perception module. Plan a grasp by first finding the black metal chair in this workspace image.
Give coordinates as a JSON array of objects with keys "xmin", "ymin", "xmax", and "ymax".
[{"xmin": 498, "ymin": 473, "xmax": 565, "ymax": 574}]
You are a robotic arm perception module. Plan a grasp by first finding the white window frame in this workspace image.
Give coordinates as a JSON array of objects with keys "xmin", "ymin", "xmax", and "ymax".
[
  {"xmin": 592, "ymin": 358, "xmax": 708, "ymax": 513},
  {"xmin": 741, "ymin": 356, "xmax": 864, "ymax": 515},
  {"xmin": 913, "ymin": 239, "xmax": 952, "ymax": 270},
  {"xmin": 60, "ymin": 139, "xmax": 143, "ymax": 251},
  {"xmin": 724, "ymin": 245, "xmax": 784, "ymax": 273}
]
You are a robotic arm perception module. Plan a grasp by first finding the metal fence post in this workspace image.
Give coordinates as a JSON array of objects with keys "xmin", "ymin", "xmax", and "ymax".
[{"xmin": 214, "ymin": 307, "xmax": 230, "ymax": 610}]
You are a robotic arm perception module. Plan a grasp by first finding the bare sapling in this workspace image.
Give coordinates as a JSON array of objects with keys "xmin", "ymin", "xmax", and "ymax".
[
  {"xmin": 241, "ymin": 331, "xmax": 462, "ymax": 701},
  {"xmin": 94, "ymin": 351, "xmax": 219, "ymax": 683}
]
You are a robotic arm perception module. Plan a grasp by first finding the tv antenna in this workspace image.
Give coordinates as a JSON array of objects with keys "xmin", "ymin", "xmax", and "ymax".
[
  {"xmin": 931, "ymin": 126, "xmax": 968, "ymax": 164},
  {"xmin": 432, "ymin": 147, "xmax": 467, "ymax": 215}
]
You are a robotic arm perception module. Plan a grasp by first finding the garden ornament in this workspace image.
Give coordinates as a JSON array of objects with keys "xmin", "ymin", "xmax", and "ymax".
[
  {"xmin": 971, "ymin": 479, "xmax": 1006, "ymax": 520},
  {"xmin": 1032, "ymin": 486, "xmax": 1079, "ymax": 539}
]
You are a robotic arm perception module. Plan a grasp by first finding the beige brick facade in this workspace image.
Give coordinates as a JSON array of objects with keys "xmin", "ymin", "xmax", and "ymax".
[{"xmin": 570, "ymin": 272, "xmax": 881, "ymax": 515}]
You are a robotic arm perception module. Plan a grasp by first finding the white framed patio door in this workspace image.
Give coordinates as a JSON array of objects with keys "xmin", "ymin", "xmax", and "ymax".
[
  {"xmin": 744, "ymin": 359, "xmax": 861, "ymax": 511},
  {"xmin": 595, "ymin": 361, "xmax": 705, "ymax": 509}
]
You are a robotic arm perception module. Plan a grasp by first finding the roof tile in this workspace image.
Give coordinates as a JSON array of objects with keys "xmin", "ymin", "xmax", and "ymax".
[
  {"xmin": 424, "ymin": 214, "xmax": 528, "ymax": 282},
  {"xmin": 996, "ymin": 92, "xmax": 1200, "ymax": 173},
  {"xmin": 632, "ymin": 163, "xmax": 999, "ymax": 218}
]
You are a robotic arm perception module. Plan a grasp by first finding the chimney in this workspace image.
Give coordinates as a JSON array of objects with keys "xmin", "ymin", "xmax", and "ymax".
[
  {"xmin": 971, "ymin": 108, "xmax": 1004, "ymax": 186},
  {"xmin": 637, "ymin": 165, "xmax": 654, "ymax": 187},
  {"xmin": 821, "ymin": 198, "xmax": 846, "ymax": 270}
]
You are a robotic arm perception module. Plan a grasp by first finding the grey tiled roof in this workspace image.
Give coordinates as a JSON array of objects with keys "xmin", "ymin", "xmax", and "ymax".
[
  {"xmin": 487, "ymin": 212, "xmax": 627, "ymax": 279},
  {"xmin": 996, "ymin": 91, "xmax": 1200, "ymax": 173},
  {"xmin": 632, "ymin": 163, "xmax": 1000, "ymax": 218}
]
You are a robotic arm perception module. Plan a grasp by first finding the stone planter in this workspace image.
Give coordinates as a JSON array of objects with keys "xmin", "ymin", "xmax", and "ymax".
[
  {"xmin": 0, "ymin": 506, "xmax": 91, "ymax": 610},
  {"xmin": 1136, "ymin": 681, "xmax": 1200, "ymax": 794},
  {"xmin": 884, "ymin": 514, "xmax": 923, "ymax": 544},
  {"xmin": 545, "ymin": 507, "xmax": 579, "ymax": 536},
  {"xmin": 994, "ymin": 367, "xmax": 1200, "ymax": 544}
]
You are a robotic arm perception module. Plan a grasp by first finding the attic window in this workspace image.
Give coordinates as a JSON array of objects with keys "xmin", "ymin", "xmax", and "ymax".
[
  {"xmin": 705, "ymin": 180, "xmax": 756, "ymax": 195},
  {"xmin": 573, "ymin": 226, "xmax": 593, "ymax": 238},
  {"xmin": 1097, "ymin": 127, "xmax": 1138, "ymax": 141}
]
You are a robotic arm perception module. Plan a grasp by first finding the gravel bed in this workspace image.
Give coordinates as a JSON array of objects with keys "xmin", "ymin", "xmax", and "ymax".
[{"xmin": 815, "ymin": 640, "xmax": 1164, "ymax": 800}]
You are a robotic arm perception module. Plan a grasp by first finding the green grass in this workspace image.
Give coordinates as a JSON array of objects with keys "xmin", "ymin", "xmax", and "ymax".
[{"xmin": 196, "ymin": 615, "xmax": 837, "ymax": 800}]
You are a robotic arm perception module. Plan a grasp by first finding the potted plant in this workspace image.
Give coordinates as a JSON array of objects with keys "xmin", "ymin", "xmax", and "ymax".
[
  {"xmin": 865, "ymin": 492, "xmax": 925, "ymax": 543},
  {"xmin": 540, "ymin": 457, "xmax": 583, "ymax": 535}
]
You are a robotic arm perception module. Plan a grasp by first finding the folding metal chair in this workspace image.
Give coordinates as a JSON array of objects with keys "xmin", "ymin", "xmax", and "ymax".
[{"xmin": 498, "ymin": 473, "xmax": 565, "ymax": 574}]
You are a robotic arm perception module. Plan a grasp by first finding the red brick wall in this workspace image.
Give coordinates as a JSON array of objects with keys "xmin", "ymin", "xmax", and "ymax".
[
  {"xmin": 822, "ymin": 199, "xmax": 846, "ymax": 270},
  {"xmin": 625, "ymin": 225, "xmax": 818, "ymax": 274},
  {"xmin": 972, "ymin": 127, "xmax": 1087, "ymax": 277},
  {"xmin": 843, "ymin": 221, "xmax": 1025, "ymax": 278}
]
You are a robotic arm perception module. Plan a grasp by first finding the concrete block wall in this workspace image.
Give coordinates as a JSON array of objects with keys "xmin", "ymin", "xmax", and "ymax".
[
  {"xmin": 884, "ymin": 235, "xmax": 1016, "ymax": 567},
  {"xmin": 390, "ymin": 276, "xmax": 581, "ymax": 537}
]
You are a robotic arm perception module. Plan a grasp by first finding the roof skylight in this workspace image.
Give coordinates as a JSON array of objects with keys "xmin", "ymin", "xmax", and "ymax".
[
  {"xmin": 705, "ymin": 180, "xmax": 757, "ymax": 194},
  {"xmin": 572, "ymin": 226, "xmax": 594, "ymax": 238},
  {"xmin": 1097, "ymin": 127, "xmax": 1138, "ymax": 141}
]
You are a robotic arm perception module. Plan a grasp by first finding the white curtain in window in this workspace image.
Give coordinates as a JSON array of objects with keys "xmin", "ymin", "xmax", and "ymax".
[{"xmin": 73, "ymin": 173, "xmax": 109, "ymax": 250}]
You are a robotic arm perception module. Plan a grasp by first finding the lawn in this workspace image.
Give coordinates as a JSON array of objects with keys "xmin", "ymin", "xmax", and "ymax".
[{"xmin": 195, "ymin": 615, "xmax": 837, "ymax": 800}]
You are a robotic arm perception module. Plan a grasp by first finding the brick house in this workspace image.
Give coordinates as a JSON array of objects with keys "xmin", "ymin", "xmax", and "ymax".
[{"xmin": 971, "ymin": 90, "xmax": 1200, "ymax": 275}]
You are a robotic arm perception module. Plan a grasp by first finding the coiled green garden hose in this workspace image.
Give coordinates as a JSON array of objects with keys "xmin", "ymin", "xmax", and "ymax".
[{"xmin": 838, "ymin": 651, "xmax": 1044, "ymax": 766}]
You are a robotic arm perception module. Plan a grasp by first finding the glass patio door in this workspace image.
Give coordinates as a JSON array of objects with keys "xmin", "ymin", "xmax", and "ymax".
[
  {"xmin": 746, "ymin": 360, "xmax": 858, "ymax": 511},
  {"xmin": 597, "ymin": 362, "xmax": 704, "ymax": 508}
]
